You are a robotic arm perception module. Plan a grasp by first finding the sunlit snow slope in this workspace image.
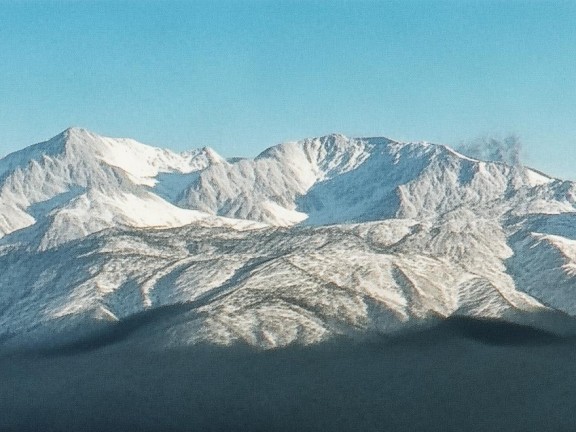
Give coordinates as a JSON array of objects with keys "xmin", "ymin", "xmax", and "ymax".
[
  {"xmin": 1, "ymin": 128, "xmax": 576, "ymax": 350},
  {"xmin": 0, "ymin": 128, "xmax": 258, "ymax": 249}
]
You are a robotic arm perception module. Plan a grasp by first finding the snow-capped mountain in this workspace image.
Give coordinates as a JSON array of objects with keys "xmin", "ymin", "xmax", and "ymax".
[
  {"xmin": 179, "ymin": 134, "xmax": 568, "ymax": 225},
  {"xmin": 0, "ymin": 127, "xmax": 258, "ymax": 249},
  {"xmin": 1, "ymin": 128, "xmax": 576, "ymax": 350}
]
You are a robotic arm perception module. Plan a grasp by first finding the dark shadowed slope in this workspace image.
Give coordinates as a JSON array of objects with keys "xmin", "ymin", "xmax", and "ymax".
[{"xmin": 2, "ymin": 317, "xmax": 576, "ymax": 432}]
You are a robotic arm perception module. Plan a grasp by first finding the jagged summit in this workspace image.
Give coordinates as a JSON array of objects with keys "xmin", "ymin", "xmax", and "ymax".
[
  {"xmin": 61, "ymin": 125, "xmax": 96, "ymax": 140},
  {"xmin": 198, "ymin": 146, "xmax": 227, "ymax": 165}
]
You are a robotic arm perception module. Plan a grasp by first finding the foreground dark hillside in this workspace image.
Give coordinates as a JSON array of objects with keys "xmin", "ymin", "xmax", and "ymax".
[{"xmin": 2, "ymin": 317, "xmax": 576, "ymax": 432}]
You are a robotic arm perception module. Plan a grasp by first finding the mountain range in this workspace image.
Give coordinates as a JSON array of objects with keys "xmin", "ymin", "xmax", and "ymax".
[{"xmin": 1, "ymin": 127, "xmax": 576, "ymax": 351}]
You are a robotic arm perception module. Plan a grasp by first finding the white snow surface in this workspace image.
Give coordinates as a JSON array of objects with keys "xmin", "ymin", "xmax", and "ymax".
[
  {"xmin": 0, "ymin": 128, "xmax": 253, "ymax": 248},
  {"xmin": 1, "ymin": 128, "xmax": 576, "ymax": 350}
]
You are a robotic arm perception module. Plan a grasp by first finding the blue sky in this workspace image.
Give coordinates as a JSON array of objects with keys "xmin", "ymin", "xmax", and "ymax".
[{"xmin": 1, "ymin": 0, "xmax": 575, "ymax": 178}]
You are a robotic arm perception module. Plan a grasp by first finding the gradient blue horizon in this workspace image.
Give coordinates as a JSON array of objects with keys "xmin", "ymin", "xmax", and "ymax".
[{"xmin": 0, "ymin": 0, "xmax": 575, "ymax": 178}]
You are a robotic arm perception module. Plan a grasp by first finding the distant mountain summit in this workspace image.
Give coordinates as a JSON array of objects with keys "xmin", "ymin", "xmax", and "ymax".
[
  {"xmin": 1, "ymin": 128, "xmax": 576, "ymax": 350},
  {"xmin": 180, "ymin": 133, "xmax": 564, "ymax": 226},
  {"xmin": 0, "ymin": 127, "xmax": 254, "ymax": 249}
]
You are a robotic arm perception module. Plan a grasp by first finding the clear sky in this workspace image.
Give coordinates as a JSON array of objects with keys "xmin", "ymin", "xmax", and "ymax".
[{"xmin": 0, "ymin": 0, "xmax": 575, "ymax": 178}]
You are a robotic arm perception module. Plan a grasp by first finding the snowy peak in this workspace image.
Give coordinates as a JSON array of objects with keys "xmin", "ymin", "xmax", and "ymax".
[
  {"xmin": 198, "ymin": 146, "xmax": 227, "ymax": 165},
  {"xmin": 61, "ymin": 126, "xmax": 101, "ymax": 148},
  {"xmin": 1, "ymin": 127, "xmax": 226, "ymax": 183},
  {"xmin": 2, "ymin": 127, "xmax": 112, "ymax": 165},
  {"xmin": 176, "ymin": 134, "xmax": 398, "ymax": 225},
  {"xmin": 179, "ymin": 133, "xmax": 568, "ymax": 226},
  {"xmin": 59, "ymin": 127, "xmax": 225, "ymax": 184},
  {"xmin": 0, "ymin": 128, "xmax": 239, "ymax": 247},
  {"xmin": 256, "ymin": 133, "xmax": 388, "ymax": 178}
]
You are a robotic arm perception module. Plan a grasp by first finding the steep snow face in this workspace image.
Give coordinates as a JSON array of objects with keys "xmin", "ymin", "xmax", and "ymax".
[
  {"xmin": 298, "ymin": 140, "xmax": 437, "ymax": 224},
  {"xmin": 178, "ymin": 134, "xmax": 380, "ymax": 225},
  {"xmin": 0, "ymin": 128, "xmax": 239, "ymax": 247},
  {"xmin": 506, "ymin": 213, "xmax": 576, "ymax": 314}
]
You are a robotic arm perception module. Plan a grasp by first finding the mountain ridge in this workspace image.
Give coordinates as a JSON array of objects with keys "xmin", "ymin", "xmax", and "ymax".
[{"xmin": 0, "ymin": 128, "xmax": 576, "ymax": 350}]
